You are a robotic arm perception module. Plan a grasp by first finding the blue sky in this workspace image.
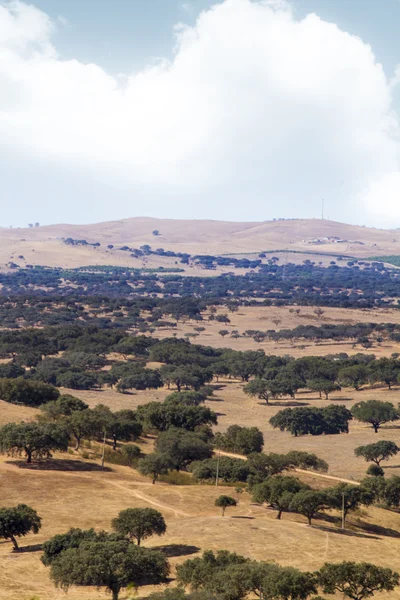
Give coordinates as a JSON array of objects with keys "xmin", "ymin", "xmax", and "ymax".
[
  {"xmin": 1, "ymin": 0, "xmax": 400, "ymax": 227},
  {"xmin": 28, "ymin": 0, "xmax": 400, "ymax": 76}
]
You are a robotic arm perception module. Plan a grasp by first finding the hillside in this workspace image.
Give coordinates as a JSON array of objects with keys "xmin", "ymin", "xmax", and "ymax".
[{"xmin": 1, "ymin": 217, "xmax": 399, "ymax": 269}]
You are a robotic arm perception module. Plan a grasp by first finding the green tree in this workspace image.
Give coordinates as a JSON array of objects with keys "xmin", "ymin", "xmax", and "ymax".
[
  {"xmin": 177, "ymin": 549, "xmax": 248, "ymax": 591},
  {"xmin": 318, "ymin": 562, "xmax": 399, "ymax": 600},
  {"xmin": 41, "ymin": 528, "xmax": 119, "ymax": 565},
  {"xmin": 368, "ymin": 357, "xmax": 400, "ymax": 390},
  {"xmin": 214, "ymin": 425, "xmax": 264, "ymax": 455},
  {"xmin": 307, "ymin": 379, "xmax": 340, "ymax": 400},
  {"xmin": 215, "ymin": 495, "xmax": 237, "ymax": 516},
  {"xmin": 40, "ymin": 395, "xmax": 88, "ymax": 421},
  {"xmin": 64, "ymin": 409, "xmax": 102, "ymax": 451},
  {"xmin": 325, "ymin": 483, "xmax": 374, "ymax": 526},
  {"xmin": 112, "ymin": 508, "xmax": 166, "ymax": 545},
  {"xmin": 108, "ymin": 411, "xmax": 143, "ymax": 451},
  {"xmin": 49, "ymin": 540, "xmax": 169, "ymax": 600},
  {"xmin": 262, "ymin": 565, "xmax": 317, "ymax": 600},
  {"xmin": 121, "ymin": 444, "xmax": 141, "ymax": 466},
  {"xmin": 0, "ymin": 504, "xmax": 41, "ymax": 551},
  {"xmin": 366, "ymin": 464, "xmax": 385, "ymax": 477},
  {"xmin": 338, "ymin": 365, "xmax": 368, "ymax": 391},
  {"xmin": 243, "ymin": 379, "xmax": 270, "ymax": 404},
  {"xmin": 155, "ymin": 428, "xmax": 212, "ymax": 471},
  {"xmin": 251, "ymin": 476, "xmax": 307, "ymax": 519},
  {"xmin": 0, "ymin": 377, "xmax": 59, "ymax": 406},
  {"xmin": 289, "ymin": 490, "xmax": 327, "ymax": 525},
  {"xmin": 355, "ymin": 441, "xmax": 399, "ymax": 466},
  {"xmin": 116, "ymin": 369, "xmax": 163, "ymax": 393},
  {"xmin": 0, "ymin": 422, "xmax": 69, "ymax": 463},
  {"xmin": 352, "ymin": 400, "xmax": 399, "ymax": 433},
  {"xmin": 137, "ymin": 453, "xmax": 171, "ymax": 483},
  {"xmin": 270, "ymin": 405, "xmax": 351, "ymax": 437}
]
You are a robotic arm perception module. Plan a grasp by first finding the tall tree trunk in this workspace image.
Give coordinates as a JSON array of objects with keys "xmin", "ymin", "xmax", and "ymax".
[
  {"xmin": 276, "ymin": 510, "xmax": 282, "ymax": 520},
  {"xmin": 10, "ymin": 535, "xmax": 19, "ymax": 552},
  {"xmin": 25, "ymin": 448, "xmax": 32, "ymax": 464},
  {"xmin": 111, "ymin": 586, "xmax": 120, "ymax": 600},
  {"xmin": 75, "ymin": 436, "xmax": 81, "ymax": 451},
  {"xmin": 307, "ymin": 516, "xmax": 312, "ymax": 526}
]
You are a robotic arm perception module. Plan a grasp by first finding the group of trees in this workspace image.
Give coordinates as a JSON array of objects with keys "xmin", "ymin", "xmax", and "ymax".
[
  {"xmin": 176, "ymin": 550, "xmax": 399, "ymax": 600},
  {"xmin": 252, "ymin": 476, "xmax": 376, "ymax": 526},
  {"xmin": 0, "ymin": 395, "xmax": 143, "ymax": 462},
  {"xmin": 190, "ymin": 451, "xmax": 328, "ymax": 485},
  {"xmin": 270, "ymin": 399, "xmax": 400, "ymax": 437},
  {"xmin": 2, "ymin": 259, "xmax": 400, "ymax": 309},
  {"xmin": 2, "ymin": 326, "xmax": 400, "ymax": 401},
  {"xmin": 246, "ymin": 321, "xmax": 400, "ymax": 347},
  {"xmin": 270, "ymin": 405, "xmax": 352, "ymax": 436},
  {"xmin": 41, "ymin": 507, "xmax": 169, "ymax": 600},
  {"xmin": 2, "ymin": 498, "xmax": 398, "ymax": 600},
  {"xmin": 214, "ymin": 425, "xmax": 264, "ymax": 455},
  {"xmin": 0, "ymin": 502, "xmax": 169, "ymax": 600},
  {"xmin": 355, "ymin": 440, "xmax": 399, "ymax": 476},
  {"xmin": 250, "ymin": 467, "xmax": 400, "ymax": 525}
]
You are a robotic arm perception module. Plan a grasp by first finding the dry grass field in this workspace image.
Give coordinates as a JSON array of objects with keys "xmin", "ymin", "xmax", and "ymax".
[
  {"xmin": 3, "ymin": 449, "xmax": 400, "ymax": 600},
  {"xmin": 2, "ymin": 373, "xmax": 400, "ymax": 599},
  {"xmin": 154, "ymin": 304, "xmax": 400, "ymax": 357},
  {"xmin": 2, "ymin": 298, "xmax": 400, "ymax": 598},
  {"xmin": 53, "ymin": 382, "xmax": 400, "ymax": 481},
  {"xmin": 1, "ymin": 217, "xmax": 400, "ymax": 269},
  {"xmin": 2, "ymin": 376, "xmax": 400, "ymax": 600}
]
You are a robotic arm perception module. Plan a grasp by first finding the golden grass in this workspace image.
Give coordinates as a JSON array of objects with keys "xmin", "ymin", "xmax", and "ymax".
[
  {"xmin": 2, "ymin": 217, "xmax": 400, "ymax": 269},
  {"xmin": 152, "ymin": 304, "xmax": 400, "ymax": 358},
  {"xmin": 3, "ymin": 302, "xmax": 400, "ymax": 598},
  {"xmin": 2, "ymin": 443, "xmax": 400, "ymax": 600}
]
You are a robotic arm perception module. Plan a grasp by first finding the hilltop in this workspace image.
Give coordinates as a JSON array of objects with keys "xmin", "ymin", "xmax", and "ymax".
[{"xmin": 0, "ymin": 217, "xmax": 399, "ymax": 269}]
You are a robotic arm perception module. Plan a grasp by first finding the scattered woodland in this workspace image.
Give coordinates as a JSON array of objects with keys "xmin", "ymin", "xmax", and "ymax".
[{"xmin": 2, "ymin": 248, "xmax": 400, "ymax": 600}]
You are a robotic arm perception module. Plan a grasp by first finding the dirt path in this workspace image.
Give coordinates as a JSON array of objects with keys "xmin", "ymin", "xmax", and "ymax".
[
  {"xmin": 103, "ymin": 479, "xmax": 192, "ymax": 517},
  {"xmin": 215, "ymin": 450, "xmax": 359, "ymax": 485},
  {"xmin": 0, "ymin": 460, "xmax": 192, "ymax": 516}
]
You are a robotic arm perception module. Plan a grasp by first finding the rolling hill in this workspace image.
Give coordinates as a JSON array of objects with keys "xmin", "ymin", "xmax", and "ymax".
[{"xmin": 0, "ymin": 217, "xmax": 399, "ymax": 270}]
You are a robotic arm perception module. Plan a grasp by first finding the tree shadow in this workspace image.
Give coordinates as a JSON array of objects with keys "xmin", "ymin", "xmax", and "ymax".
[
  {"xmin": 18, "ymin": 543, "xmax": 43, "ymax": 553},
  {"xmin": 382, "ymin": 464, "xmax": 400, "ymax": 469},
  {"xmin": 262, "ymin": 401, "xmax": 310, "ymax": 407},
  {"xmin": 329, "ymin": 397, "xmax": 353, "ymax": 402},
  {"xmin": 7, "ymin": 459, "xmax": 113, "ymax": 472},
  {"xmin": 155, "ymin": 544, "xmax": 201, "ymax": 558},
  {"xmin": 314, "ymin": 524, "xmax": 380, "ymax": 540},
  {"xmin": 231, "ymin": 516, "xmax": 255, "ymax": 520},
  {"xmin": 354, "ymin": 520, "xmax": 400, "ymax": 539},
  {"xmin": 215, "ymin": 412, "xmax": 226, "ymax": 417}
]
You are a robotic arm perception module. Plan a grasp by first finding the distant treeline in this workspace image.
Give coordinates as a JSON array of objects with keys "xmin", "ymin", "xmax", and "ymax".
[{"xmin": 0, "ymin": 259, "xmax": 399, "ymax": 308}]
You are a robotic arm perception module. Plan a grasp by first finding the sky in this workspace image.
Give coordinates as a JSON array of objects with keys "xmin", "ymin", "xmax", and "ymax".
[{"xmin": 1, "ymin": 0, "xmax": 400, "ymax": 228}]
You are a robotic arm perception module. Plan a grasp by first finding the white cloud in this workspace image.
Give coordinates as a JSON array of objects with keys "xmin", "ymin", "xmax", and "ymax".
[{"xmin": 0, "ymin": 0, "xmax": 400, "ymax": 225}]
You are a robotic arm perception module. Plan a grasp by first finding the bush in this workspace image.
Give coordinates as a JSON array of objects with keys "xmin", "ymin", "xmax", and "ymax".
[
  {"xmin": 121, "ymin": 444, "xmax": 142, "ymax": 466},
  {"xmin": 367, "ymin": 464, "xmax": 385, "ymax": 477},
  {"xmin": 0, "ymin": 377, "xmax": 59, "ymax": 407}
]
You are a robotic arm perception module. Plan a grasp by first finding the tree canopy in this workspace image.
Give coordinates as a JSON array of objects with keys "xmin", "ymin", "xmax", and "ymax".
[
  {"xmin": 0, "ymin": 504, "xmax": 41, "ymax": 551},
  {"xmin": 112, "ymin": 508, "xmax": 167, "ymax": 545},
  {"xmin": 351, "ymin": 401, "xmax": 399, "ymax": 433},
  {"xmin": 0, "ymin": 422, "xmax": 69, "ymax": 463}
]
